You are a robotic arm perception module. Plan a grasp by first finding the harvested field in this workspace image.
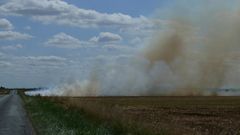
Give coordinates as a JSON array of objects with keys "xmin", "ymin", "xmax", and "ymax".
[{"xmin": 49, "ymin": 96, "xmax": 240, "ymax": 135}]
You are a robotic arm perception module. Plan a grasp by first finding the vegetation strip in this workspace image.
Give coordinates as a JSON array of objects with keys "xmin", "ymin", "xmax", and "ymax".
[
  {"xmin": 22, "ymin": 95, "xmax": 161, "ymax": 135},
  {"xmin": 21, "ymin": 95, "xmax": 121, "ymax": 135}
]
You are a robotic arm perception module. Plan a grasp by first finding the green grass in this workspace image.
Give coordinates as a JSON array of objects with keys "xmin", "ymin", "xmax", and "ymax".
[
  {"xmin": 22, "ymin": 95, "xmax": 121, "ymax": 135},
  {"xmin": 22, "ymin": 95, "xmax": 162, "ymax": 135}
]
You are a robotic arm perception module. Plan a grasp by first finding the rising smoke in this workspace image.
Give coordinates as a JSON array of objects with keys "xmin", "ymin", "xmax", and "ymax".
[{"xmin": 26, "ymin": 1, "xmax": 240, "ymax": 96}]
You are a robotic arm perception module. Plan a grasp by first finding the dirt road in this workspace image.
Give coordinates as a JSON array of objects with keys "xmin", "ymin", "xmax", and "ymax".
[{"xmin": 0, "ymin": 90, "xmax": 35, "ymax": 135}]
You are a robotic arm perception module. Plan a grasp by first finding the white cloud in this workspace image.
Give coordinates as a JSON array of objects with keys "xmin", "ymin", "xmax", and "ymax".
[
  {"xmin": 0, "ymin": 31, "xmax": 32, "ymax": 40},
  {"xmin": 90, "ymin": 32, "xmax": 122, "ymax": 43},
  {"xmin": 46, "ymin": 32, "xmax": 124, "ymax": 49},
  {"xmin": 0, "ymin": 18, "xmax": 13, "ymax": 30},
  {"xmin": 0, "ymin": 44, "xmax": 23, "ymax": 50},
  {"xmin": 102, "ymin": 44, "xmax": 133, "ymax": 52},
  {"xmin": 24, "ymin": 56, "xmax": 66, "ymax": 62},
  {"xmin": 1, "ymin": 54, "xmax": 68, "ymax": 69},
  {"xmin": 22, "ymin": 56, "xmax": 67, "ymax": 66},
  {"xmin": 0, "ymin": 53, "xmax": 11, "ymax": 67},
  {"xmin": 45, "ymin": 32, "xmax": 86, "ymax": 49},
  {"xmin": 0, "ymin": 54, "xmax": 71, "ymax": 87},
  {"xmin": 0, "ymin": 0, "xmax": 152, "ymax": 28}
]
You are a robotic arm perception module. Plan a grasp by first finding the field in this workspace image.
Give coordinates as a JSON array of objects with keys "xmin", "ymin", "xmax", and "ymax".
[
  {"xmin": 48, "ymin": 96, "xmax": 240, "ymax": 135},
  {"xmin": 0, "ymin": 89, "xmax": 9, "ymax": 95}
]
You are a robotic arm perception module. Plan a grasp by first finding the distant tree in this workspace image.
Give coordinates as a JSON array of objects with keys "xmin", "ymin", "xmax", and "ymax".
[{"xmin": 0, "ymin": 86, "xmax": 6, "ymax": 90}]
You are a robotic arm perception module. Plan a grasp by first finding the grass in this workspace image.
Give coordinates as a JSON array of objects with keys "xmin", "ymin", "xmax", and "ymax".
[
  {"xmin": 21, "ymin": 95, "xmax": 120, "ymax": 135},
  {"xmin": 22, "ymin": 94, "xmax": 161, "ymax": 135}
]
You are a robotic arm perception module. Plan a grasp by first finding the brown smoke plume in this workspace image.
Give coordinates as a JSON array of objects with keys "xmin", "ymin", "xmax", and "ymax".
[
  {"xmin": 143, "ymin": 1, "xmax": 240, "ymax": 95},
  {"xmin": 144, "ymin": 33, "xmax": 183, "ymax": 65}
]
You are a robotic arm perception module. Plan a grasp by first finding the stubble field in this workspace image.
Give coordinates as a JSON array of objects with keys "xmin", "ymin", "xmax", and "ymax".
[{"xmin": 47, "ymin": 96, "xmax": 240, "ymax": 135}]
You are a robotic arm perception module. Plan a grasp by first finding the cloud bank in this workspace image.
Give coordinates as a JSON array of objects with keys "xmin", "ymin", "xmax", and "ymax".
[{"xmin": 0, "ymin": 0, "xmax": 152, "ymax": 28}]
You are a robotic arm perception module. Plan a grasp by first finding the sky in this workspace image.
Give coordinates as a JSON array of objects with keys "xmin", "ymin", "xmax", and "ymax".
[
  {"xmin": 0, "ymin": 0, "xmax": 175, "ymax": 88},
  {"xmin": 0, "ymin": 0, "xmax": 239, "ymax": 89}
]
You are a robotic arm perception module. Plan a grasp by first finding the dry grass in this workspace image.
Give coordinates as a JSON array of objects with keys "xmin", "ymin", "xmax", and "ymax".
[{"xmin": 48, "ymin": 96, "xmax": 240, "ymax": 135}]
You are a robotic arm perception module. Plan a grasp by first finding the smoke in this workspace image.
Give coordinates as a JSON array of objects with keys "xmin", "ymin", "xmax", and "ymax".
[{"xmin": 26, "ymin": 1, "xmax": 240, "ymax": 96}]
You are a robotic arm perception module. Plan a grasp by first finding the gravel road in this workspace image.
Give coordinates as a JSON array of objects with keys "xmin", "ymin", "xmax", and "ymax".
[{"xmin": 0, "ymin": 91, "xmax": 35, "ymax": 135}]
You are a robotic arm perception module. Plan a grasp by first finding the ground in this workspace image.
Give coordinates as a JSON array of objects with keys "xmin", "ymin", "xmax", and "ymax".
[{"xmin": 50, "ymin": 96, "xmax": 240, "ymax": 135}]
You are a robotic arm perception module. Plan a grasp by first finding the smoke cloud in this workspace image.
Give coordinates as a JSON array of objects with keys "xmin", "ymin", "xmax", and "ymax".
[{"xmin": 26, "ymin": 1, "xmax": 240, "ymax": 96}]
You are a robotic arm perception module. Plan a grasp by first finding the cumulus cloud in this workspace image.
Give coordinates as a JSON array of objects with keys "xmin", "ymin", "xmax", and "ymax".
[
  {"xmin": 0, "ymin": 18, "xmax": 13, "ymax": 30},
  {"xmin": 22, "ymin": 55, "xmax": 67, "ymax": 66},
  {"xmin": 0, "ymin": 54, "xmax": 72, "ymax": 87},
  {"xmin": 0, "ymin": 31, "xmax": 32, "ymax": 40},
  {"xmin": 0, "ymin": 44, "xmax": 23, "ymax": 50},
  {"xmin": 102, "ymin": 44, "xmax": 133, "ymax": 52},
  {"xmin": 2, "ymin": 55, "xmax": 67, "ymax": 68},
  {"xmin": 0, "ymin": 52, "xmax": 11, "ymax": 67},
  {"xmin": 0, "ymin": 52, "xmax": 10, "ymax": 67},
  {"xmin": 24, "ymin": 55, "xmax": 66, "ymax": 62},
  {"xmin": 90, "ymin": 32, "xmax": 122, "ymax": 43},
  {"xmin": 45, "ymin": 32, "xmax": 86, "ymax": 49},
  {"xmin": 0, "ymin": 0, "xmax": 152, "ymax": 28},
  {"xmin": 46, "ymin": 32, "xmax": 125, "ymax": 49}
]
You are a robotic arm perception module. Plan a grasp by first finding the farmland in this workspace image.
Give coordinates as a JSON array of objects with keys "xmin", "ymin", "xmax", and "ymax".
[{"xmin": 48, "ymin": 96, "xmax": 240, "ymax": 135}]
